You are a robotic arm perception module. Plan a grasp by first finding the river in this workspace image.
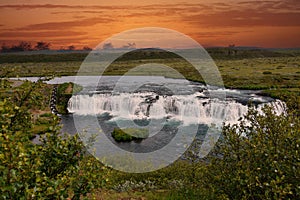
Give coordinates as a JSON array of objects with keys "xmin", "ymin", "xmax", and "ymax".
[{"xmin": 14, "ymin": 76, "xmax": 285, "ymax": 163}]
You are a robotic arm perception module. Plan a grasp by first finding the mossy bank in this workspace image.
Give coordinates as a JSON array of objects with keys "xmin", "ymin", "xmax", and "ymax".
[
  {"xmin": 56, "ymin": 82, "xmax": 82, "ymax": 114},
  {"xmin": 111, "ymin": 128, "xmax": 149, "ymax": 142}
]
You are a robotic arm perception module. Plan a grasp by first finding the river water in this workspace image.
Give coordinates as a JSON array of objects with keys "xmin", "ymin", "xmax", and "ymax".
[{"xmin": 15, "ymin": 76, "xmax": 285, "ymax": 159}]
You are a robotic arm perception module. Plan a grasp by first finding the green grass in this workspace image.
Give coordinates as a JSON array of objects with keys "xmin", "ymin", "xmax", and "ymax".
[
  {"xmin": 31, "ymin": 113, "xmax": 56, "ymax": 136},
  {"xmin": 0, "ymin": 53, "xmax": 88, "ymax": 63},
  {"xmin": 215, "ymin": 56, "xmax": 300, "ymax": 89},
  {"xmin": 1, "ymin": 49, "xmax": 299, "ymax": 99},
  {"xmin": 0, "ymin": 47, "xmax": 295, "ymax": 64},
  {"xmin": 0, "ymin": 61, "xmax": 81, "ymax": 77}
]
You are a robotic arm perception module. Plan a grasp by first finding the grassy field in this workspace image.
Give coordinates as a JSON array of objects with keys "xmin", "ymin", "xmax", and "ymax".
[
  {"xmin": 216, "ymin": 56, "xmax": 300, "ymax": 89},
  {"xmin": 1, "ymin": 48, "xmax": 299, "ymax": 99}
]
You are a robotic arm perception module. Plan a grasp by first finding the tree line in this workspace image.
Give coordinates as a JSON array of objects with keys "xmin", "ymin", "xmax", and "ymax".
[{"xmin": 0, "ymin": 41, "xmax": 92, "ymax": 53}]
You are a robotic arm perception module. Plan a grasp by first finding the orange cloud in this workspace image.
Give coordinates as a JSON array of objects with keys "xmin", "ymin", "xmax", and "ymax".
[
  {"xmin": 0, "ymin": 4, "xmax": 126, "ymax": 10},
  {"xmin": 17, "ymin": 17, "xmax": 116, "ymax": 31},
  {"xmin": 182, "ymin": 11, "xmax": 300, "ymax": 27},
  {"xmin": 0, "ymin": 31, "xmax": 86, "ymax": 38},
  {"xmin": 0, "ymin": 1, "xmax": 299, "ymax": 48}
]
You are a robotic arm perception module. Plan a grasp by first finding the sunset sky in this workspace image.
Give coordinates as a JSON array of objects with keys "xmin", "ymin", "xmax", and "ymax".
[{"xmin": 0, "ymin": 0, "xmax": 299, "ymax": 49}]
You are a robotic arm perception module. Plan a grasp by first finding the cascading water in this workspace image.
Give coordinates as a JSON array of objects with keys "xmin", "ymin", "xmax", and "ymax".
[
  {"xmin": 64, "ymin": 77, "xmax": 287, "ymax": 156},
  {"xmin": 68, "ymin": 92, "xmax": 285, "ymax": 126}
]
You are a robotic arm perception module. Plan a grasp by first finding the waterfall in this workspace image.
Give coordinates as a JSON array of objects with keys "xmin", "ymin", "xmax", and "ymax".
[{"xmin": 68, "ymin": 92, "xmax": 285, "ymax": 125}]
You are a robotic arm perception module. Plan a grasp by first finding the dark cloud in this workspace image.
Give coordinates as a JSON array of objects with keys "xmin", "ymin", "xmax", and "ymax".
[
  {"xmin": 1, "ymin": 2, "xmax": 299, "ymax": 13},
  {"xmin": 72, "ymin": 15, "xmax": 86, "ymax": 19},
  {"xmin": 18, "ymin": 17, "xmax": 115, "ymax": 31},
  {"xmin": 114, "ymin": 1, "xmax": 300, "ymax": 28},
  {"xmin": 182, "ymin": 10, "xmax": 300, "ymax": 27},
  {"xmin": 212, "ymin": 2, "xmax": 230, "ymax": 7},
  {"xmin": 237, "ymin": 0, "xmax": 300, "ymax": 10},
  {"xmin": 51, "ymin": 10, "xmax": 104, "ymax": 15},
  {"xmin": 0, "ymin": 40, "xmax": 26, "ymax": 45},
  {"xmin": 0, "ymin": 31, "xmax": 86, "ymax": 38},
  {"xmin": 121, "ymin": 11, "xmax": 169, "ymax": 18},
  {"xmin": 102, "ymin": 42, "xmax": 114, "ymax": 49},
  {"xmin": 48, "ymin": 36, "xmax": 89, "ymax": 42},
  {"xmin": 179, "ymin": 1, "xmax": 300, "ymax": 28},
  {"xmin": 1, "ymin": 1, "xmax": 299, "ymax": 48},
  {"xmin": 51, "ymin": 11, "xmax": 78, "ymax": 14},
  {"xmin": 0, "ymin": 4, "xmax": 81, "ymax": 10},
  {"xmin": 0, "ymin": 3, "xmax": 215, "ymax": 15},
  {"xmin": 238, "ymin": 0, "xmax": 278, "ymax": 5},
  {"xmin": 190, "ymin": 31, "xmax": 248, "ymax": 38},
  {"xmin": 122, "ymin": 42, "xmax": 136, "ymax": 49},
  {"xmin": 81, "ymin": 10, "xmax": 104, "ymax": 14},
  {"xmin": 0, "ymin": 4, "xmax": 126, "ymax": 10},
  {"xmin": 1, "ymin": 2, "xmax": 299, "ymax": 30}
]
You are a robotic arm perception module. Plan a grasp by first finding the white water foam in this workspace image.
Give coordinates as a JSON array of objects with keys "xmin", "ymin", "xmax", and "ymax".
[{"xmin": 68, "ymin": 92, "xmax": 285, "ymax": 126}]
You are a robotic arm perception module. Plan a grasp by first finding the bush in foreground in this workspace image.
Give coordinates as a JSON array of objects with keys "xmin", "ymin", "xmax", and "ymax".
[
  {"xmin": 202, "ymin": 104, "xmax": 300, "ymax": 199},
  {"xmin": 0, "ymin": 79, "xmax": 107, "ymax": 199}
]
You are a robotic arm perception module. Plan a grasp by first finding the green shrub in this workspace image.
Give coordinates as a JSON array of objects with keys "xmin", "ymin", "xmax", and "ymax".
[
  {"xmin": 263, "ymin": 71, "xmax": 272, "ymax": 75},
  {"xmin": 111, "ymin": 128, "xmax": 149, "ymax": 142},
  {"xmin": 0, "ymin": 79, "xmax": 107, "ymax": 199},
  {"xmin": 204, "ymin": 104, "xmax": 300, "ymax": 199},
  {"xmin": 276, "ymin": 65, "xmax": 285, "ymax": 69},
  {"xmin": 39, "ymin": 112, "xmax": 54, "ymax": 117},
  {"xmin": 56, "ymin": 82, "xmax": 83, "ymax": 114}
]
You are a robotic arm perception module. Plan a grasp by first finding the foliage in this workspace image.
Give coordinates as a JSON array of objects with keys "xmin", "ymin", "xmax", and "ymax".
[
  {"xmin": 262, "ymin": 89, "xmax": 300, "ymax": 113},
  {"xmin": 68, "ymin": 45, "xmax": 76, "ymax": 51},
  {"xmin": 1, "ymin": 41, "xmax": 50, "ymax": 52},
  {"xmin": 0, "ymin": 79, "xmax": 107, "ymax": 199},
  {"xmin": 111, "ymin": 128, "xmax": 149, "ymax": 142},
  {"xmin": 0, "ymin": 50, "xmax": 300, "ymax": 199},
  {"xmin": 1, "ymin": 41, "xmax": 32, "ymax": 52},
  {"xmin": 202, "ymin": 104, "xmax": 300, "ymax": 199},
  {"xmin": 104, "ymin": 98, "xmax": 300, "ymax": 199},
  {"xmin": 263, "ymin": 71, "xmax": 272, "ymax": 75},
  {"xmin": 56, "ymin": 82, "xmax": 82, "ymax": 114},
  {"xmin": 34, "ymin": 41, "xmax": 51, "ymax": 51},
  {"xmin": 82, "ymin": 46, "xmax": 92, "ymax": 51}
]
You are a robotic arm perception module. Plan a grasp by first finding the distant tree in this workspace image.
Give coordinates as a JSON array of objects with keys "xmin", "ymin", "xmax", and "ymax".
[
  {"xmin": 59, "ymin": 46, "xmax": 66, "ymax": 51},
  {"xmin": 18, "ymin": 41, "xmax": 32, "ymax": 51},
  {"xmin": 103, "ymin": 42, "xmax": 113, "ymax": 50},
  {"xmin": 227, "ymin": 44, "xmax": 236, "ymax": 56},
  {"xmin": 1, "ymin": 43, "xmax": 10, "ymax": 53},
  {"xmin": 10, "ymin": 41, "xmax": 32, "ymax": 52},
  {"xmin": 122, "ymin": 42, "xmax": 136, "ymax": 49},
  {"xmin": 35, "ymin": 41, "xmax": 51, "ymax": 50},
  {"xmin": 82, "ymin": 46, "xmax": 92, "ymax": 51},
  {"xmin": 68, "ymin": 45, "xmax": 76, "ymax": 51}
]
